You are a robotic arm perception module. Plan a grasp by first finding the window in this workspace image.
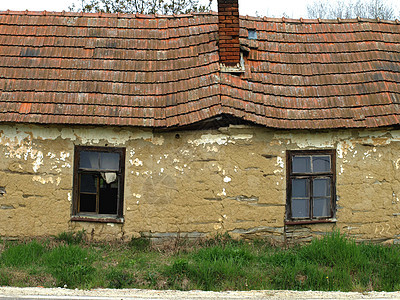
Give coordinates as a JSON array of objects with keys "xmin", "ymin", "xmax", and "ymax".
[
  {"xmin": 72, "ymin": 146, "xmax": 125, "ymax": 222},
  {"xmin": 286, "ymin": 150, "xmax": 336, "ymax": 222}
]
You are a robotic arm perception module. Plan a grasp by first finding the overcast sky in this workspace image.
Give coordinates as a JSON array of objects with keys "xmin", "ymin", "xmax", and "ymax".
[{"xmin": 0, "ymin": 0, "xmax": 399, "ymax": 19}]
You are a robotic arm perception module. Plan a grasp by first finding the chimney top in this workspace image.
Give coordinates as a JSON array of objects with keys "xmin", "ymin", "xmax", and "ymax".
[{"xmin": 218, "ymin": 0, "xmax": 241, "ymax": 70}]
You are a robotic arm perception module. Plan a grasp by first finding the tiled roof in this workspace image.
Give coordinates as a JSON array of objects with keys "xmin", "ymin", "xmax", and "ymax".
[{"xmin": 0, "ymin": 11, "xmax": 399, "ymax": 129}]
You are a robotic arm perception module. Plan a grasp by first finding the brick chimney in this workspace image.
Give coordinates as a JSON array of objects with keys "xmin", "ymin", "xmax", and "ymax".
[{"xmin": 218, "ymin": 0, "xmax": 240, "ymax": 68}]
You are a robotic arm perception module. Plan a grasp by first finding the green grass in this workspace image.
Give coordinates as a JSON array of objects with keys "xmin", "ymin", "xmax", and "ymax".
[{"xmin": 0, "ymin": 231, "xmax": 399, "ymax": 291}]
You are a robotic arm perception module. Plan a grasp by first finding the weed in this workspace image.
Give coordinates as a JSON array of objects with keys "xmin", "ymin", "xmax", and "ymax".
[
  {"xmin": 55, "ymin": 230, "xmax": 86, "ymax": 245},
  {"xmin": 1, "ymin": 240, "xmax": 45, "ymax": 267},
  {"xmin": 43, "ymin": 244, "xmax": 95, "ymax": 288},
  {"xmin": 128, "ymin": 236, "xmax": 150, "ymax": 251},
  {"xmin": 0, "ymin": 269, "xmax": 10, "ymax": 285},
  {"xmin": 106, "ymin": 268, "xmax": 134, "ymax": 288}
]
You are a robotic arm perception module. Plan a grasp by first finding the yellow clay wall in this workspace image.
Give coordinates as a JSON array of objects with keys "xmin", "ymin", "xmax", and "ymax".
[{"xmin": 0, "ymin": 123, "xmax": 399, "ymax": 243}]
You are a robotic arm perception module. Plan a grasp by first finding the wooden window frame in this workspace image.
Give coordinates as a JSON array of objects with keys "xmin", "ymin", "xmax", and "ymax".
[
  {"xmin": 286, "ymin": 149, "xmax": 336, "ymax": 224},
  {"xmin": 72, "ymin": 146, "xmax": 125, "ymax": 223}
]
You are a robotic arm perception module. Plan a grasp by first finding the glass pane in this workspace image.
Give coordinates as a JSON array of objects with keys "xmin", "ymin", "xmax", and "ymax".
[
  {"xmin": 80, "ymin": 173, "xmax": 98, "ymax": 193},
  {"xmin": 292, "ymin": 199, "xmax": 309, "ymax": 218},
  {"xmin": 79, "ymin": 193, "xmax": 96, "ymax": 212},
  {"xmin": 80, "ymin": 151, "xmax": 99, "ymax": 169},
  {"xmin": 313, "ymin": 156, "xmax": 331, "ymax": 172},
  {"xmin": 292, "ymin": 156, "xmax": 311, "ymax": 173},
  {"xmin": 100, "ymin": 152, "xmax": 120, "ymax": 171},
  {"xmin": 313, "ymin": 178, "xmax": 331, "ymax": 197},
  {"xmin": 292, "ymin": 178, "xmax": 309, "ymax": 198},
  {"xmin": 313, "ymin": 197, "xmax": 331, "ymax": 217}
]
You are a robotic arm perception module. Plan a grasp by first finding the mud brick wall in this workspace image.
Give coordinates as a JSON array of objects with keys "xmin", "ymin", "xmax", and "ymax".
[{"xmin": 0, "ymin": 124, "xmax": 399, "ymax": 244}]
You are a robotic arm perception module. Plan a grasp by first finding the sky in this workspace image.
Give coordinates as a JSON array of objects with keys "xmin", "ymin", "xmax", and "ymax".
[{"xmin": 0, "ymin": 0, "xmax": 399, "ymax": 19}]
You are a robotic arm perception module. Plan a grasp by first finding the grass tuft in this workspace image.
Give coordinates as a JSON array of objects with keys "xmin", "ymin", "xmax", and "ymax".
[
  {"xmin": 42, "ymin": 245, "xmax": 95, "ymax": 288},
  {"xmin": 1, "ymin": 241, "xmax": 45, "ymax": 267}
]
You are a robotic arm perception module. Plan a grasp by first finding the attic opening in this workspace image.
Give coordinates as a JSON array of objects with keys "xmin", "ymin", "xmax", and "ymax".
[
  {"xmin": 156, "ymin": 114, "xmax": 258, "ymax": 131},
  {"xmin": 248, "ymin": 29, "xmax": 257, "ymax": 40}
]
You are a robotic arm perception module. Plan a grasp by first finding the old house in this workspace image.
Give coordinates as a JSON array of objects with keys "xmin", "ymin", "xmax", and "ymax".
[{"xmin": 0, "ymin": 0, "xmax": 399, "ymax": 243}]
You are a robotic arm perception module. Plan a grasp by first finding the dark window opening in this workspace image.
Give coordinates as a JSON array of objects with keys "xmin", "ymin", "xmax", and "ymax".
[
  {"xmin": 73, "ymin": 146, "xmax": 125, "ymax": 220},
  {"xmin": 286, "ymin": 150, "xmax": 336, "ymax": 222}
]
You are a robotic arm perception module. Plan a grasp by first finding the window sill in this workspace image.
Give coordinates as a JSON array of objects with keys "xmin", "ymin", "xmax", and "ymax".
[
  {"xmin": 71, "ymin": 215, "xmax": 124, "ymax": 224},
  {"xmin": 285, "ymin": 218, "xmax": 337, "ymax": 225}
]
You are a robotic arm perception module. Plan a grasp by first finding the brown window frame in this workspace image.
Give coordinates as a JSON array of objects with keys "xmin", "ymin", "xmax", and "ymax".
[
  {"xmin": 286, "ymin": 150, "xmax": 336, "ymax": 224},
  {"xmin": 72, "ymin": 146, "xmax": 125, "ymax": 223}
]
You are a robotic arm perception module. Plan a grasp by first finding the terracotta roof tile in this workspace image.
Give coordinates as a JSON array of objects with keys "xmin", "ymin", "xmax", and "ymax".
[{"xmin": 0, "ymin": 11, "xmax": 399, "ymax": 128}]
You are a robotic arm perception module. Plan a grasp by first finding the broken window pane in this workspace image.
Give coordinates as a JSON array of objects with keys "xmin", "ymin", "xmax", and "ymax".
[
  {"xmin": 100, "ymin": 152, "xmax": 120, "ymax": 170},
  {"xmin": 79, "ymin": 194, "xmax": 96, "ymax": 212},
  {"xmin": 80, "ymin": 173, "xmax": 97, "ymax": 194},
  {"xmin": 313, "ymin": 156, "xmax": 331, "ymax": 172},
  {"xmin": 292, "ymin": 156, "xmax": 311, "ymax": 173},
  {"xmin": 80, "ymin": 151, "xmax": 99, "ymax": 169},
  {"xmin": 292, "ymin": 199, "xmax": 310, "ymax": 218},
  {"xmin": 292, "ymin": 178, "xmax": 309, "ymax": 198},
  {"xmin": 313, "ymin": 178, "xmax": 331, "ymax": 197},
  {"xmin": 99, "ymin": 184, "xmax": 118, "ymax": 214},
  {"xmin": 313, "ymin": 197, "xmax": 331, "ymax": 217}
]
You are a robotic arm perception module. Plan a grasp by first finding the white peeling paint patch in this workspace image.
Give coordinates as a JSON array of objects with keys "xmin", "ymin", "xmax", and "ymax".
[
  {"xmin": 175, "ymin": 166, "xmax": 183, "ymax": 172},
  {"xmin": 131, "ymin": 158, "xmax": 143, "ymax": 167},
  {"xmin": 32, "ymin": 151, "xmax": 44, "ymax": 172},
  {"xmin": 188, "ymin": 133, "xmax": 252, "ymax": 147},
  {"xmin": 47, "ymin": 152, "xmax": 56, "ymax": 159},
  {"xmin": 214, "ymin": 224, "xmax": 222, "ymax": 230},
  {"xmin": 223, "ymin": 176, "xmax": 231, "ymax": 183},
  {"xmin": 60, "ymin": 152, "xmax": 70, "ymax": 161},
  {"xmin": 173, "ymin": 159, "xmax": 180, "ymax": 163},
  {"xmin": 276, "ymin": 157, "xmax": 284, "ymax": 168},
  {"xmin": 3, "ymin": 140, "xmax": 44, "ymax": 172},
  {"xmin": 107, "ymin": 223, "xmax": 115, "ymax": 227},
  {"xmin": 73, "ymin": 128, "xmax": 154, "ymax": 145},
  {"xmin": 133, "ymin": 193, "xmax": 142, "ymax": 199},
  {"xmin": 188, "ymin": 134, "xmax": 228, "ymax": 146},
  {"xmin": 273, "ymin": 132, "xmax": 338, "ymax": 148},
  {"xmin": 217, "ymin": 188, "xmax": 226, "ymax": 197},
  {"xmin": 151, "ymin": 136, "xmax": 164, "ymax": 145},
  {"xmin": 67, "ymin": 192, "xmax": 72, "ymax": 202},
  {"xmin": 130, "ymin": 150, "xmax": 136, "ymax": 157},
  {"xmin": 160, "ymin": 168, "xmax": 164, "ymax": 173},
  {"xmin": 32, "ymin": 175, "xmax": 59, "ymax": 185},
  {"xmin": 396, "ymin": 159, "xmax": 400, "ymax": 170},
  {"xmin": 136, "ymin": 201, "xmax": 139, "ymax": 204},
  {"xmin": 339, "ymin": 165, "xmax": 344, "ymax": 175},
  {"xmin": 206, "ymin": 145, "xmax": 218, "ymax": 152},
  {"xmin": 0, "ymin": 124, "xmax": 160, "ymax": 146}
]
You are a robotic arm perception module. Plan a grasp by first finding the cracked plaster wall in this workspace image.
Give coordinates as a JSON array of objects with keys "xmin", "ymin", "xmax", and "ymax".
[{"xmin": 0, "ymin": 124, "xmax": 400, "ymax": 243}]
